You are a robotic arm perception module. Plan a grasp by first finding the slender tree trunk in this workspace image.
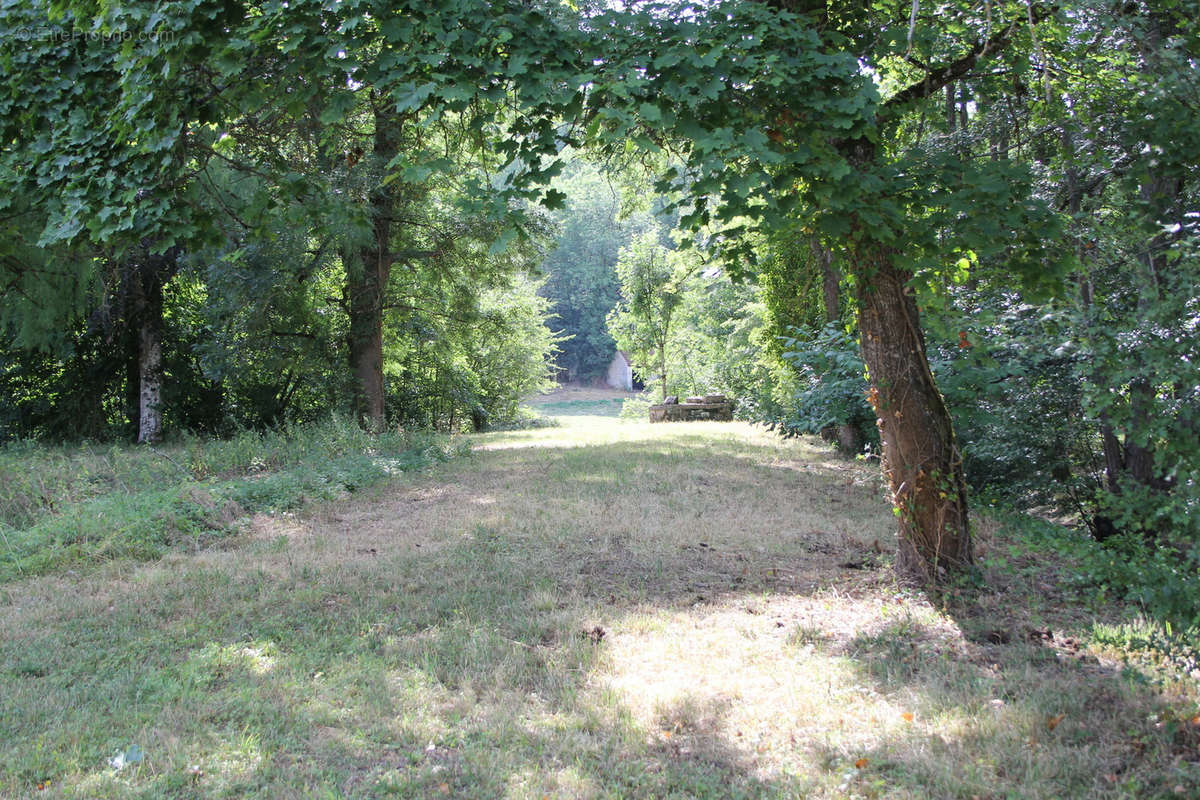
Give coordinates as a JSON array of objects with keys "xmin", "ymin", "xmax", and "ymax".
[
  {"xmin": 811, "ymin": 237, "xmax": 861, "ymax": 454},
  {"xmin": 347, "ymin": 104, "xmax": 401, "ymax": 432},
  {"xmin": 135, "ymin": 275, "xmax": 164, "ymax": 444},
  {"xmin": 658, "ymin": 340, "xmax": 668, "ymax": 399},
  {"xmin": 127, "ymin": 246, "xmax": 177, "ymax": 445}
]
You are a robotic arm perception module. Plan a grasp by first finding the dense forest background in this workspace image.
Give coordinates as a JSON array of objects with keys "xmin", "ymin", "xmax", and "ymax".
[{"xmin": 0, "ymin": 1, "xmax": 1197, "ymax": 615}]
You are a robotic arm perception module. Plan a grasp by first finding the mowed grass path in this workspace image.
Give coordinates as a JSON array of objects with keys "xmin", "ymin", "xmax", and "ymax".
[{"xmin": 2, "ymin": 407, "xmax": 1196, "ymax": 798}]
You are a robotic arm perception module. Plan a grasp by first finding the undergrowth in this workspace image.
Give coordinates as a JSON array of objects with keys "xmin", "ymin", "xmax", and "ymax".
[
  {"xmin": 984, "ymin": 509, "xmax": 1200, "ymax": 678},
  {"xmin": 0, "ymin": 416, "xmax": 466, "ymax": 580}
]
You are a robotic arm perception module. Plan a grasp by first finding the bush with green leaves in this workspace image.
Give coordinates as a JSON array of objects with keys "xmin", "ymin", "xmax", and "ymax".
[
  {"xmin": 778, "ymin": 323, "xmax": 875, "ymax": 444},
  {"xmin": 618, "ymin": 398, "xmax": 654, "ymax": 421}
]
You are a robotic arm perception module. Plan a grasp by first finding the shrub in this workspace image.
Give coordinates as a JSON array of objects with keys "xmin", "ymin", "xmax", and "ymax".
[
  {"xmin": 778, "ymin": 323, "xmax": 876, "ymax": 444},
  {"xmin": 619, "ymin": 398, "xmax": 654, "ymax": 421}
]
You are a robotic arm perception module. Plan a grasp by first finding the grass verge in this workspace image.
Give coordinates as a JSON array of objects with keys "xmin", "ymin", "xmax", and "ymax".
[{"xmin": 0, "ymin": 417, "xmax": 465, "ymax": 580}]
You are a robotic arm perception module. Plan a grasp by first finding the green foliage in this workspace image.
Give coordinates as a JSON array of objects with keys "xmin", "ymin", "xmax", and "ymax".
[
  {"xmin": 1091, "ymin": 619, "xmax": 1200, "ymax": 678},
  {"xmin": 756, "ymin": 235, "xmax": 830, "ymax": 355},
  {"xmin": 1080, "ymin": 534, "xmax": 1200, "ymax": 636},
  {"xmin": 920, "ymin": 293, "xmax": 1089, "ymax": 505},
  {"xmin": 0, "ymin": 418, "xmax": 464, "ymax": 579},
  {"xmin": 538, "ymin": 158, "xmax": 657, "ymax": 381},
  {"xmin": 779, "ymin": 323, "xmax": 875, "ymax": 442},
  {"xmin": 618, "ymin": 398, "xmax": 654, "ymax": 422},
  {"xmin": 655, "ymin": 266, "xmax": 798, "ymax": 421},
  {"xmin": 1006, "ymin": 513, "xmax": 1200, "ymax": 653},
  {"xmin": 460, "ymin": 275, "xmax": 562, "ymax": 430},
  {"xmin": 388, "ymin": 273, "xmax": 559, "ymax": 431},
  {"xmin": 607, "ymin": 229, "xmax": 696, "ymax": 398}
]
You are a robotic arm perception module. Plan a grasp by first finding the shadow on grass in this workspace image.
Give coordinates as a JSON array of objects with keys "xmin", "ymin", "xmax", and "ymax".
[
  {"xmin": 1, "ymin": 543, "xmax": 790, "ymax": 797},
  {"xmin": 1, "ymin": 430, "xmax": 1195, "ymax": 797}
]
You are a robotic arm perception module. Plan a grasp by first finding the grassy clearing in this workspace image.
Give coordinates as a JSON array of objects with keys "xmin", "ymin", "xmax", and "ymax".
[
  {"xmin": 0, "ymin": 417, "xmax": 465, "ymax": 579},
  {"xmin": 1, "ymin": 401, "xmax": 1197, "ymax": 798},
  {"xmin": 525, "ymin": 385, "xmax": 638, "ymax": 418}
]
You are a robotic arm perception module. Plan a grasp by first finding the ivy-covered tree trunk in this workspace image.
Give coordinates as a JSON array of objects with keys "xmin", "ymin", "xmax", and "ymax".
[
  {"xmin": 851, "ymin": 238, "xmax": 972, "ymax": 584},
  {"xmin": 347, "ymin": 104, "xmax": 401, "ymax": 432},
  {"xmin": 812, "ymin": 237, "xmax": 861, "ymax": 454},
  {"xmin": 813, "ymin": 238, "xmax": 840, "ymax": 324}
]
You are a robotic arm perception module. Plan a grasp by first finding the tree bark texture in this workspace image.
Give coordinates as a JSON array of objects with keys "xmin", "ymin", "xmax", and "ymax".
[
  {"xmin": 124, "ymin": 245, "xmax": 178, "ymax": 445},
  {"xmin": 347, "ymin": 106, "xmax": 402, "ymax": 432},
  {"xmin": 135, "ymin": 273, "xmax": 164, "ymax": 444},
  {"xmin": 348, "ymin": 244, "xmax": 387, "ymax": 431},
  {"xmin": 852, "ymin": 240, "xmax": 972, "ymax": 584}
]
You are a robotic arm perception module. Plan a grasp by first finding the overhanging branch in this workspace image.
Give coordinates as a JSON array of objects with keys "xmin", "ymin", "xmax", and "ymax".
[
  {"xmin": 883, "ymin": 4, "xmax": 1055, "ymax": 117},
  {"xmin": 884, "ymin": 21, "xmax": 1020, "ymax": 114}
]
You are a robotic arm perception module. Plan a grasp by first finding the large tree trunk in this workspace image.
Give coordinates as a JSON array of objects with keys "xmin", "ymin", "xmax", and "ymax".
[
  {"xmin": 852, "ymin": 240, "xmax": 972, "ymax": 585},
  {"xmin": 347, "ymin": 104, "xmax": 401, "ymax": 432},
  {"xmin": 348, "ymin": 247, "xmax": 387, "ymax": 431}
]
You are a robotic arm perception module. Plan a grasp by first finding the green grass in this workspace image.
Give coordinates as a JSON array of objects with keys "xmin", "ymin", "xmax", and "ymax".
[
  {"xmin": 0, "ymin": 410, "xmax": 1197, "ymax": 798},
  {"xmin": 533, "ymin": 397, "xmax": 629, "ymax": 417},
  {"xmin": 0, "ymin": 417, "xmax": 465, "ymax": 580}
]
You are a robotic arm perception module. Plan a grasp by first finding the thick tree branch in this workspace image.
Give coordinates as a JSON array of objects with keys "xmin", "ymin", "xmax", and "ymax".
[
  {"xmin": 883, "ymin": 4, "xmax": 1056, "ymax": 117},
  {"xmin": 884, "ymin": 20, "xmax": 1021, "ymax": 114}
]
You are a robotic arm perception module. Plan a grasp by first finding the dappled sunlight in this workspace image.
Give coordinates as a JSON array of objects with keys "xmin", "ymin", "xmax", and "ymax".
[
  {"xmin": 599, "ymin": 594, "xmax": 953, "ymax": 784},
  {"xmin": 185, "ymin": 640, "xmax": 280, "ymax": 677},
  {"xmin": 505, "ymin": 766, "xmax": 598, "ymax": 799},
  {"xmin": 2, "ymin": 415, "xmax": 1195, "ymax": 798},
  {"xmin": 195, "ymin": 731, "xmax": 265, "ymax": 790},
  {"xmin": 475, "ymin": 416, "xmax": 659, "ymax": 451},
  {"xmin": 599, "ymin": 584, "xmax": 1192, "ymax": 797}
]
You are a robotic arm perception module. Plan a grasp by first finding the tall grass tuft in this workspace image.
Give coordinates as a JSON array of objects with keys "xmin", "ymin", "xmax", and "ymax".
[{"xmin": 0, "ymin": 417, "xmax": 466, "ymax": 580}]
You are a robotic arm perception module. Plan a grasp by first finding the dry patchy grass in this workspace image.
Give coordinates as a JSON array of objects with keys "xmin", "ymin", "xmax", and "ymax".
[{"xmin": 0, "ymin": 410, "xmax": 1196, "ymax": 798}]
